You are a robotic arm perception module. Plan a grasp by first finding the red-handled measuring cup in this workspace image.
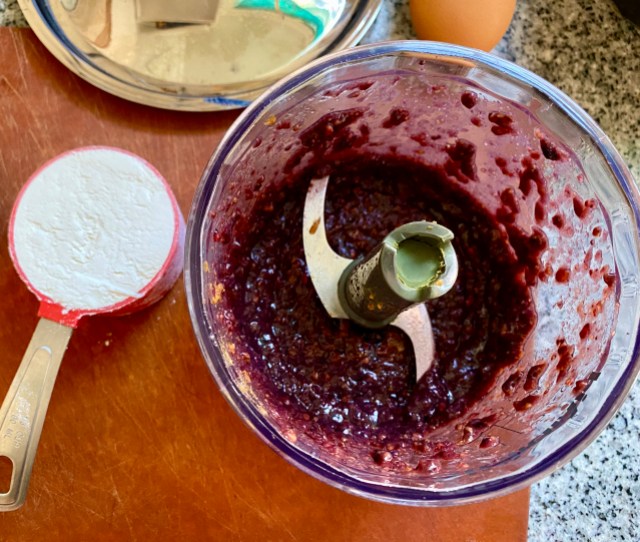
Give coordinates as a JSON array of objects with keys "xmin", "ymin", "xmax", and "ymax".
[{"xmin": 0, "ymin": 147, "xmax": 185, "ymax": 510}]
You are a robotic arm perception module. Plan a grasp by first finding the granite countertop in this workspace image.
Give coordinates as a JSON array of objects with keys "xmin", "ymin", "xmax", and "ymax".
[{"xmin": 1, "ymin": 0, "xmax": 639, "ymax": 540}]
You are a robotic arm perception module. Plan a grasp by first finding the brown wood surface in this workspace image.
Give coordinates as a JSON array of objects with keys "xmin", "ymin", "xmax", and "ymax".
[{"xmin": 0, "ymin": 29, "xmax": 529, "ymax": 541}]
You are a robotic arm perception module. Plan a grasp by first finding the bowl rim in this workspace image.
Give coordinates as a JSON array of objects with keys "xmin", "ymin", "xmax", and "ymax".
[{"xmin": 184, "ymin": 40, "xmax": 640, "ymax": 505}]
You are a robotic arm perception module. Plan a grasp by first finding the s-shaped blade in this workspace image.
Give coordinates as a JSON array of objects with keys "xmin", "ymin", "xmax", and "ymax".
[{"xmin": 302, "ymin": 176, "xmax": 458, "ymax": 381}]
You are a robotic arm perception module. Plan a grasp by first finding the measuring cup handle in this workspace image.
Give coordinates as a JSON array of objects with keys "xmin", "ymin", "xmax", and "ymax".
[{"xmin": 0, "ymin": 318, "xmax": 72, "ymax": 511}]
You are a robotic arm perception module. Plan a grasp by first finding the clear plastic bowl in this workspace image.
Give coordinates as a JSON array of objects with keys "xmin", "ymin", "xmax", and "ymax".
[{"xmin": 185, "ymin": 42, "xmax": 640, "ymax": 505}]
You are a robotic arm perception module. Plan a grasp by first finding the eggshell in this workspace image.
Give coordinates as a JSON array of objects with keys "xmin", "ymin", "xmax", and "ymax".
[{"xmin": 409, "ymin": 0, "xmax": 517, "ymax": 52}]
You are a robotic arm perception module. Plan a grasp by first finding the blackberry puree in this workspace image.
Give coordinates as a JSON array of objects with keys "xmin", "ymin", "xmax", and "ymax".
[{"xmin": 208, "ymin": 75, "xmax": 616, "ymax": 474}]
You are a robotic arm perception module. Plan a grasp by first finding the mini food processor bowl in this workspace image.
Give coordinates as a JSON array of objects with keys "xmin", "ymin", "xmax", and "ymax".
[{"xmin": 185, "ymin": 42, "xmax": 640, "ymax": 505}]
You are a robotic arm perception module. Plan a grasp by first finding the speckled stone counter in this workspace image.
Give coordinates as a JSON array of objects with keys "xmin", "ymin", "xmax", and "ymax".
[{"xmin": 2, "ymin": 0, "xmax": 639, "ymax": 540}]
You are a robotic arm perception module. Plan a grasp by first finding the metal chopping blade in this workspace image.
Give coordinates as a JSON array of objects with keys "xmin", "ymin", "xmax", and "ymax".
[
  {"xmin": 302, "ymin": 177, "xmax": 351, "ymax": 319},
  {"xmin": 302, "ymin": 176, "xmax": 458, "ymax": 382}
]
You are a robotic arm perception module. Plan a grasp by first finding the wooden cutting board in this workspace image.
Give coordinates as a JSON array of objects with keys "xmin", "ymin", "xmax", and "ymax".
[{"xmin": 0, "ymin": 29, "xmax": 529, "ymax": 541}]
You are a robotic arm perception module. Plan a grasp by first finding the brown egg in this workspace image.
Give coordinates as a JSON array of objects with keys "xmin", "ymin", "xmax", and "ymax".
[{"xmin": 409, "ymin": 0, "xmax": 517, "ymax": 52}]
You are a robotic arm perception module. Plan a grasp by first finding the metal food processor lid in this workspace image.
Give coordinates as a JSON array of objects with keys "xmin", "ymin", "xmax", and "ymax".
[{"xmin": 18, "ymin": 0, "xmax": 381, "ymax": 111}]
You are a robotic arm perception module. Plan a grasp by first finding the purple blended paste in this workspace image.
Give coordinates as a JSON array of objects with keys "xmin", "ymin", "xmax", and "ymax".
[{"xmin": 207, "ymin": 75, "xmax": 616, "ymax": 474}]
